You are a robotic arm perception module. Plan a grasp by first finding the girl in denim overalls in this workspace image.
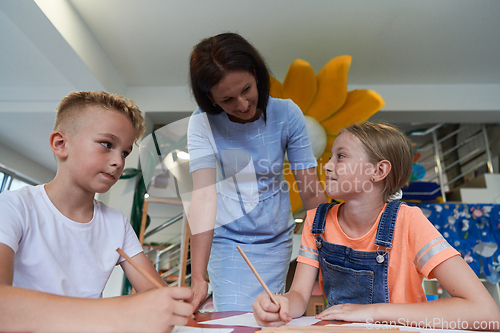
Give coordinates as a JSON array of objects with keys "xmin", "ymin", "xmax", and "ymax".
[{"xmin": 253, "ymin": 123, "xmax": 500, "ymax": 330}]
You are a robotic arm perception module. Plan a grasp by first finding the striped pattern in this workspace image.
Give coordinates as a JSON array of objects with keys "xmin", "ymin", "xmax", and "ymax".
[
  {"xmin": 299, "ymin": 245, "xmax": 319, "ymax": 262},
  {"xmin": 414, "ymin": 236, "xmax": 452, "ymax": 271}
]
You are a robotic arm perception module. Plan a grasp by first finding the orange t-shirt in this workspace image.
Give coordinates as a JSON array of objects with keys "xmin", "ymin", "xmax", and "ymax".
[{"xmin": 297, "ymin": 202, "xmax": 460, "ymax": 303}]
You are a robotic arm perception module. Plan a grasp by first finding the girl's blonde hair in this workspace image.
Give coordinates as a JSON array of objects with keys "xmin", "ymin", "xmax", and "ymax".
[{"xmin": 341, "ymin": 122, "xmax": 413, "ymax": 202}]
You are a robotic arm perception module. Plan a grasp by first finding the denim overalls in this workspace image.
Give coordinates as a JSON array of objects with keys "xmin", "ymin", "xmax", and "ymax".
[{"xmin": 312, "ymin": 200, "xmax": 403, "ymax": 307}]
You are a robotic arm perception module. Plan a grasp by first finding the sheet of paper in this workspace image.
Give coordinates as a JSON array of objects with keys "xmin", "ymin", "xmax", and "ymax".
[
  {"xmin": 198, "ymin": 312, "xmax": 320, "ymax": 328},
  {"xmin": 172, "ymin": 326, "xmax": 234, "ymax": 333},
  {"xmin": 197, "ymin": 313, "xmax": 260, "ymax": 327},
  {"xmin": 286, "ymin": 316, "xmax": 322, "ymax": 326}
]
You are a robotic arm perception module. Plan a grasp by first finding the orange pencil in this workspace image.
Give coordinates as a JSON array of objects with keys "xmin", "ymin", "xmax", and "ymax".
[
  {"xmin": 116, "ymin": 248, "xmax": 163, "ymax": 288},
  {"xmin": 116, "ymin": 248, "xmax": 196, "ymax": 320},
  {"xmin": 236, "ymin": 245, "xmax": 280, "ymax": 306}
]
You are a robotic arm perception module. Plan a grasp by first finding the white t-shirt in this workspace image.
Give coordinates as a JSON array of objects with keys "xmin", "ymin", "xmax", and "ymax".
[{"xmin": 0, "ymin": 185, "xmax": 143, "ymax": 298}]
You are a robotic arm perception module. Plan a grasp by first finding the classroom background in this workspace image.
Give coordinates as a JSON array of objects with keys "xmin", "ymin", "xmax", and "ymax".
[{"xmin": 1, "ymin": 0, "xmax": 500, "ymax": 315}]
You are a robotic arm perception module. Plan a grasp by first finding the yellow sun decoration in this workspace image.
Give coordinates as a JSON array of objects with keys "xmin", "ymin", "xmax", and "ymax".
[{"xmin": 270, "ymin": 56, "xmax": 385, "ymax": 214}]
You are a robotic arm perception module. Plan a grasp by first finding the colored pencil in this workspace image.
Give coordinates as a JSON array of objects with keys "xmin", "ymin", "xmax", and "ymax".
[
  {"xmin": 116, "ymin": 248, "xmax": 163, "ymax": 288},
  {"xmin": 116, "ymin": 248, "xmax": 196, "ymax": 320},
  {"xmin": 236, "ymin": 245, "xmax": 280, "ymax": 306}
]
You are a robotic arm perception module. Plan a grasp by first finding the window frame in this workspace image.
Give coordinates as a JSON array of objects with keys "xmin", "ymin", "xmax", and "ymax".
[{"xmin": 0, "ymin": 166, "xmax": 37, "ymax": 193}]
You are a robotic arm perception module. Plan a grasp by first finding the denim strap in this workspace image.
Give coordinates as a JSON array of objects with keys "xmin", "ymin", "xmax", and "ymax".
[
  {"xmin": 311, "ymin": 202, "xmax": 336, "ymax": 235},
  {"xmin": 374, "ymin": 201, "xmax": 403, "ymax": 248}
]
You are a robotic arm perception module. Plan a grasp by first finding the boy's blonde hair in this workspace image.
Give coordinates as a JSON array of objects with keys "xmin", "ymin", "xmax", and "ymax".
[
  {"xmin": 54, "ymin": 91, "xmax": 145, "ymax": 143},
  {"xmin": 341, "ymin": 122, "xmax": 413, "ymax": 202}
]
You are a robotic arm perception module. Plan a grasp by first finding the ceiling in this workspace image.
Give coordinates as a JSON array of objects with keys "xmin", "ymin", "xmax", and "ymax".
[{"xmin": 1, "ymin": 0, "xmax": 500, "ymax": 178}]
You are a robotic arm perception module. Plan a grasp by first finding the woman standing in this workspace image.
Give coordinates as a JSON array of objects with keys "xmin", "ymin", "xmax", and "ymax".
[{"xmin": 187, "ymin": 32, "xmax": 327, "ymax": 311}]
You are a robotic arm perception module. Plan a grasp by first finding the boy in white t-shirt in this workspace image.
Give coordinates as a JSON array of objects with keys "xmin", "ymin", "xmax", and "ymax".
[{"xmin": 0, "ymin": 91, "xmax": 193, "ymax": 333}]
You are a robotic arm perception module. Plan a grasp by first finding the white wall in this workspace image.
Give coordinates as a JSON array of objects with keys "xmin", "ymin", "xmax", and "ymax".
[
  {"xmin": 125, "ymin": 84, "xmax": 500, "ymax": 125},
  {"xmin": 0, "ymin": 141, "xmax": 55, "ymax": 183}
]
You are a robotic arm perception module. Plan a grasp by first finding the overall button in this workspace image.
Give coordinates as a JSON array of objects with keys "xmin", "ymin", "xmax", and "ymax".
[
  {"xmin": 316, "ymin": 239, "xmax": 322, "ymax": 250},
  {"xmin": 376, "ymin": 254, "xmax": 385, "ymax": 263}
]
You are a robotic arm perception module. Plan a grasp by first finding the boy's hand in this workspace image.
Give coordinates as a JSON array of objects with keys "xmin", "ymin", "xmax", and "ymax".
[
  {"xmin": 189, "ymin": 278, "xmax": 209, "ymax": 312},
  {"xmin": 121, "ymin": 286, "xmax": 194, "ymax": 333},
  {"xmin": 315, "ymin": 303, "xmax": 374, "ymax": 323},
  {"xmin": 252, "ymin": 292, "xmax": 292, "ymax": 327}
]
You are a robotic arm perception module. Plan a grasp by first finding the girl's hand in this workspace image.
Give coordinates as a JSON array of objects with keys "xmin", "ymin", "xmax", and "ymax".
[
  {"xmin": 252, "ymin": 293, "xmax": 292, "ymax": 327},
  {"xmin": 315, "ymin": 303, "xmax": 374, "ymax": 323}
]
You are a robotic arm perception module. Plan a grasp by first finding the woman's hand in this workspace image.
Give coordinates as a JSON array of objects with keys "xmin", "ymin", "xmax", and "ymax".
[
  {"xmin": 189, "ymin": 277, "xmax": 209, "ymax": 312},
  {"xmin": 252, "ymin": 293, "xmax": 292, "ymax": 327},
  {"xmin": 315, "ymin": 303, "xmax": 375, "ymax": 323},
  {"xmin": 188, "ymin": 169, "xmax": 217, "ymax": 312}
]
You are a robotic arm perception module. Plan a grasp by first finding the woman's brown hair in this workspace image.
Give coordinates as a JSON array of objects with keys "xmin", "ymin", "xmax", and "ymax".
[{"xmin": 189, "ymin": 32, "xmax": 271, "ymax": 120}]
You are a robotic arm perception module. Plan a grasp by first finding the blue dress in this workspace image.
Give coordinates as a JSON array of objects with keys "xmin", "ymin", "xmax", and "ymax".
[{"xmin": 187, "ymin": 97, "xmax": 317, "ymax": 311}]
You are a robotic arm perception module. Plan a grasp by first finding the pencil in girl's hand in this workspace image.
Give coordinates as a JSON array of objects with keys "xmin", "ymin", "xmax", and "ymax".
[{"xmin": 236, "ymin": 245, "xmax": 280, "ymax": 306}]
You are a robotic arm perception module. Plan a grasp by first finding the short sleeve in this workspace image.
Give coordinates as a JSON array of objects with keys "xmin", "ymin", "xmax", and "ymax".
[
  {"xmin": 187, "ymin": 110, "xmax": 217, "ymax": 173},
  {"xmin": 297, "ymin": 208, "xmax": 320, "ymax": 268},
  {"xmin": 0, "ymin": 192, "xmax": 25, "ymax": 253},
  {"xmin": 285, "ymin": 100, "xmax": 318, "ymax": 171},
  {"xmin": 118, "ymin": 216, "xmax": 144, "ymax": 263},
  {"xmin": 408, "ymin": 206, "xmax": 460, "ymax": 278}
]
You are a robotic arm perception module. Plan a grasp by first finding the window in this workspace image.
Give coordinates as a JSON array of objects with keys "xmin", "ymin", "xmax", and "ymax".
[
  {"xmin": 0, "ymin": 166, "xmax": 36, "ymax": 193},
  {"xmin": 9, "ymin": 178, "xmax": 31, "ymax": 191}
]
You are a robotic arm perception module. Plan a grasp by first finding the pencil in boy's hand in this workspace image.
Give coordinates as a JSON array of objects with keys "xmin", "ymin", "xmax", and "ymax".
[
  {"xmin": 236, "ymin": 245, "xmax": 280, "ymax": 306},
  {"xmin": 116, "ymin": 248, "xmax": 197, "ymax": 321},
  {"xmin": 116, "ymin": 248, "xmax": 163, "ymax": 288}
]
